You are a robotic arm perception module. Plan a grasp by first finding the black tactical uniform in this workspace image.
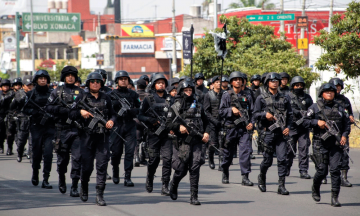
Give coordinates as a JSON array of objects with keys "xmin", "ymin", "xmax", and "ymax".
[
  {"xmin": 22, "ymin": 70, "xmax": 55, "ymax": 189},
  {"xmin": 46, "ymin": 66, "xmax": 83, "ymax": 197},
  {"xmin": 69, "ymin": 72, "xmax": 116, "ymax": 206},
  {"xmin": 0, "ymin": 79, "xmax": 15, "ymax": 154},
  {"xmin": 253, "ymin": 73, "xmax": 293, "ymax": 195},
  {"xmin": 109, "ymin": 71, "xmax": 140, "ymax": 187},
  {"xmin": 138, "ymin": 74, "xmax": 173, "ymax": 195},
  {"xmin": 250, "ymin": 75, "xmax": 261, "ymax": 94},
  {"xmin": 194, "ymin": 73, "xmax": 209, "ymax": 94},
  {"xmin": 303, "ymin": 83, "xmax": 350, "ymax": 207},
  {"xmin": 166, "ymin": 80, "xmax": 210, "ymax": 205},
  {"xmin": 279, "ymin": 72, "xmax": 291, "ymax": 95},
  {"xmin": 95, "ymin": 69, "xmax": 112, "ymax": 94},
  {"xmin": 6, "ymin": 78, "xmax": 21, "ymax": 155},
  {"xmin": 203, "ymin": 76, "xmax": 222, "ymax": 170},
  {"xmin": 254, "ymin": 73, "xmax": 269, "ymax": 99},
  {"xmin": 286, "ymin": 76, "xmax": 313, "ymax": 179},
  {"xmin": 329, "ymin": 78, "xmax": 353, "ymax": 187},
  {"xmin": 9, "ymin": 76, "xmax": 33, "ymax": 162}
]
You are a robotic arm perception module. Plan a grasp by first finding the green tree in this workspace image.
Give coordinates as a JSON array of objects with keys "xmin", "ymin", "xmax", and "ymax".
[
  {"xmin": 314, "ymin": 1, "xmax": 360, "ymax": 78},
  {"xmin": 0, "ymin": 73, "xmax": 10, "ymax": 79},
  {"xmin": 229, "ymin": 0, "xmax": 275, "ymax": 10},
  {"xmin": 37, "ymin": 61, "xmax": 91, "ymax": 83},
  {"xmin": 183, "ymin": 15, "xmax": 319, "ymax": 88}
]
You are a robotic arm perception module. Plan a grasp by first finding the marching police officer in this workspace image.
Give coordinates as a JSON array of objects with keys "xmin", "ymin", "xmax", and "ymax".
[
  {"xmin": 286, "ymin": 76, "xmax": 313, "ymax": 179},
  {"xmin": 0, "ymin": 79, "xmax": 15, "ymax": 154},
  {"xmin": 23, "ymin": 70, "xmax": 55, "ymax": 189},
  {"xmin": 203, "ymin": 76, "xmax": 222, "ymax": 170},
  {"xmin": 253, "ymin": 72, "xmax": 293, "ymax": 195},
  {"xmin": 166, "ymin": 79, "xmax": 210, "ymax": 205},
  {"xmin": 138, "ymin": 73, "xmax": 173, "ymax": 195},
  {"xmin": 329, "ymin": 78, "xmax": 353, "ymax": 187},
  {"xmin": 221, "ymin": 75, "xmax": 231, "ymax": 91},
  {"xmin": 194, "ymin": 73, "xmax": 209, "ymax": 94},
  {"xmin": 303, "ymin": 83, "xmax": 350, "ymax": 207},
  {"xmin": 9, "ymin": 76, "xmax": 33, "ymax": 162},
  {"xmin": 279, "ymin": 72, "xmax": 290, "ymax": 94},
  {"xmin": 254, "ymin": 72, "xmax": 269, "ymax": 99},
  {"xmin": 109, "ymin": 71, "xmax": 140, "ymax": 186},
  {"xmin": 75, "ymin": 77, "xmax": 82, "ymax": 87},
  {"xmin": 169, "ymin": 77, "xmax": 179, "ymax": 89},
  {"xmin": 250, "ymin": 75, "xmax": 261, "ymax": 94},
  {"xmin": 46, "ymin": 66, "xmax": 83, "ymax": 197},
  {"xmin": 69, "ymin": 72, "xmax": 116, "ymax": 206},
  {"xmin": 219, "ymin": 72, "xmax": 254, "ymax": 185},
  {"xmin": 94, "ymin": 69, "xmax": 112, "ymax": 94}
]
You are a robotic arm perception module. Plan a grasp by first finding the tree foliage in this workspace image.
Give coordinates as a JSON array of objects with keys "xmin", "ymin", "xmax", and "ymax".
[
  {"xmin": 37, "ymin": 61, "xmax": 91, "ymax": 83},
  {"xmin": 0, "ymin": 73, "xmax": 10, "ymax": 79},
  {"xmin": 314, "ymin": 1, "xmax": 360, "ymax": 78},
  {"xmin": 183, "ymin": 15, "xmax": 319, "ymax": 88}
]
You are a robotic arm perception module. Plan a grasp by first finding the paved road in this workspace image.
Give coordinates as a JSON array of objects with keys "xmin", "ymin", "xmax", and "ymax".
[{"xmin": 0, "ymin": 145, "xmax": 359, "ymax": 216}]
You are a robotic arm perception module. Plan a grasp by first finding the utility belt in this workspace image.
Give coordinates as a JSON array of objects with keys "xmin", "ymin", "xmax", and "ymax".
[{"xmin": 55, "ymin": 123, "xmax": 72, "ymax": 130}]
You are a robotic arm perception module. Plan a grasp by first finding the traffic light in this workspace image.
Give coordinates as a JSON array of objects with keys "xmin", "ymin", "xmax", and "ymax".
[{"xmin": 105, "ymin": 35, "xmax": 120, "ymax": 40}]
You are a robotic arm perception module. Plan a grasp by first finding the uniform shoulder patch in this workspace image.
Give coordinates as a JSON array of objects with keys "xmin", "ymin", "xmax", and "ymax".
[
  {"xmin": 307, "ymin": 109, "xmax": 314, "ymax": 117},
  {"xmin": 48, "ymin": 94, "xmax": 54, "ymax": 102}
]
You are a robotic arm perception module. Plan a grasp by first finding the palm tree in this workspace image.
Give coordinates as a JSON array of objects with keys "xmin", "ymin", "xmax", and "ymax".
[{"xmin": 229, "ymin": 0, "xmax": 275, "ymax": 10}]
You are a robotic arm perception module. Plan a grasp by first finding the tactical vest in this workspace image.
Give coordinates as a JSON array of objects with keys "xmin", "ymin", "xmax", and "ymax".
[
  {"xmin": 314, "ymin": 100, "xmax": 343, "ymax": 138},
  {"xmin": 289, "ymin": 92, "xmax": 307, "ymax": 121},
  {"xmin": 147, "ymin": 93, "xmax": 170, "ymax": 118},
  {"xmin": 173, "ymin": 99, "xmax": 204, "ymax": 133},
  {"xmin": 137, "ymin": 90, "xmax": 147, "ymax": 102},
  {"xmin": 228, "ymin": 90, "xmax": 250, "ymax": 121},
  {"xmin": 334, "ymin": 95, "xmax": 350, "ymax": 117},
  {"xmin": 83, "ymin": 94, "xmax": 108, "ymax": 117},
  {"xmin": 261, "ymin": 91, "xmax": 287, "ymax": 128},
  {"xmin": 208, "ymin": 90, "xmax": 221, "ymax": 118},
  {"xmin": 57, "ymin": 86, "xmax": 81, "ymax": 106}
]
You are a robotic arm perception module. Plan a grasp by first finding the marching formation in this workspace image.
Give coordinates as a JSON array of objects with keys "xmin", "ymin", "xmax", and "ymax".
[{"xmin": 0, "ymin": 67, "xmax": 355, "ymax": 207}]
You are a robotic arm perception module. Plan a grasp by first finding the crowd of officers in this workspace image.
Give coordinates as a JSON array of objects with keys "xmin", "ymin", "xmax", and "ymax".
[{"xmin": 0, "ymin": 67, "xmax": 355, "ymax": 207}]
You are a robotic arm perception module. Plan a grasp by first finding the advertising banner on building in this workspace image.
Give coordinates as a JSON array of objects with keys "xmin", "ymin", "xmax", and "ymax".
[
  {"xmin": 121, "ymin": 25, "xmax": 154, "ymax": 37},
  {"xmin": 4, "ymin": 36, "xmax": 16, "ymax": 52},
  {"xmin": 182, "ymin": 31, "xmax": 192, "ymax": 60},
  {"xmin": 121, "ymin": 41, "xmax": 154, "ymax": 53}
]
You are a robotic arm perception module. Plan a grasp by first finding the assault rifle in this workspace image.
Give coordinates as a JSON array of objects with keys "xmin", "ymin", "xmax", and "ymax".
[
  {"xmin": 146, "ymin": 107, "xmax": 167, "ymax": 136},
  {"xmin": 25, "ymin": 98, "xmax": 54, "ymax": 125},
  {"xmin": 172, "ymin": 114, "xmax": 204, "ymax": 144},
  {"xmin": 295, "ymin": 110, "xmax": 308, "ymax": 126},
  {"xmin": 111, "ymin": 92, "xmax": 131, "ymax": 117},
  {"xmin": 79, "ymin": 100, "xmax": 126, "ymax": 142}
]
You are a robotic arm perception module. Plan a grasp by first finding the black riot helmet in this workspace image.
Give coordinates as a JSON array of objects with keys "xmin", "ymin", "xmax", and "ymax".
[
  {"xmin": 229, "ymin": 71, "xmax": 244, "ymax": 84},
  {"xmin": 264, "ymin": 72, "xmax": 281, "ymax": 86},
  {"xmin": 149, "ymin": 72, "xmax": 159, "ymax": 82},
  {"xmin": 106, "ymin": 80, "xmax": 113, "ymax": 87},
  {"xmin": 179, "ymin": 75, "xmax": 188, "ymax": 83},
  {"xmin": 151, "ymin": 73, "xmax": 168, "ymax": 89},
  {"xmin": 94, "ymin": 69, "xmax": 107, "ymax": 79},
  {"xmin": 250, "ymin": 74, "xmax": 261, "ymax": 83},
  {"xmin": 86, "ymin": 72, "xmax": 104, "ymax": 87},
  {"xmin": 115, "ymin": 70, "xmax": 130, "ymax": 83},
  {"xmin": 261, "ymin": 72, "xmax": 269, "ymax": 84},
  {"xmin": 76, "ymin": 77, "xmax": 82, "ymax": 83},
  {"xmin": 290, "ymin": 76, "xmax": 305, "ymax": 89},
  {"xmin": 318, "ymin": 83, "xmax": 337, "ymax": 97},
  {"xmin": 279, "ymin": 72, "xmax": 290, "ymax": 80},
  {"xmin": 212, "ymin": 75, "xmax": 220, "ymax": 83},
  {"xmin": 53, "ymin": 81, "xmax": 59, "ymax": 86},
  {"xmin": 12, "ymin": 77, "xmax": 22, "ymax": 86},
  {"xmin": 222, "ymin": 75, "xmax": 230, "ymax": 83},
  {"xmin": 22, "ymin": 75, "xmax": 33, "ymax": 85},
  {"xmin": 33, "ymin": 70, "xmax": 51, "ymax": 84},
  {"xmin": 329, "ymin": 78, "xmax": 344, "ymax": 90},
  {"xmin": 240, "ymin": 73, "xmax": 248, "ymax": 82},
  {"xmin": 139, "ymin": 75, "xmax": 150, "ymax": 83},
  {"xmin": 0, "ymin": 79, "xmax": 11, "ymax": 87},
  {"xmin": 60, "ymin": 66, "xmax": 78, "ymax": 82},
  {"xmin": 170, "ymin": 77, "xmax": 180, "ymax": 86},
  {"xmin": 177, "ymin": 78, "xmax": 195, "ymax": 95},
  {"xmin": 194, "ymin": 73, "xmax": 205, "ymax": 81}
]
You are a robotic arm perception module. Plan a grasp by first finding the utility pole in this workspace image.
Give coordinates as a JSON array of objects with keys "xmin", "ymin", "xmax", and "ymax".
[
  {"xmin": 329, "ymin": 0, "xmax": 334, "ymax": 32},
  {"xmin": 171, "ymin": 0, "xmax": 176, "ymax": 78},
  {"xmin": 30, "ymin": 0, "xmax": 35, "ymax": 73},
  {"xmin": 300, "ymin": 0, "xmax": 306, "ymax": 56},
  {"xmin": 16, "ymin": 12, "xmax": 20, "ymax": 76},
  {"xmin": 98, "ymin": 13, "xmax": 101, "ymax": 69},
  {"xmin": 214, "ymin": 0, "xmax": 218, "ymax": 29},
  {"xmin": 279, "ymin": 0, "xmax": 285, "ymax": 40}
]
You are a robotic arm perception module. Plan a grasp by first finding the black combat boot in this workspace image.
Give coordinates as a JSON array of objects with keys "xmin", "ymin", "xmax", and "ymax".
[
  {"xmin": 146, "ymin": 172, "xmax": 154, "ymax": 193},
  {"xmin": 41, "ymin": 173, "xmax": 53, "ymax": 189},
  {"xmin": 106, "ymin": 172, "xmax": 111, "ymax": 180},
  {"xmin": 312, "ymin": 184, "xmax": 321, "ymax": 202},
  {"xmin": 208, "ymin": 152, "xmax": 215, "ymax": 170},
  {"xmin": 161, "ymin": 180, "xmax": 170, "ymax": 196},
  {"xmin": 258, "ymin": 173, "xmax": 266, "ymax": 192},
  {"xmin": 340, "ymin": 170, "xmax": 352, "ymax": 187},
  {"xmin": 96, "ymin": 185, "xmax": 106, "ymax": 206},
  {"xmin": 322, "ymin": 177, "xmax": 327, "ymax": 184},
  {"xmin": 134, "ymin": 153, "xmax": 140, "ymax": 167},
  {"xmin": 6, "ymin": 148, "xmax": 13, "ymax": 155},
  {"xmin": 277, "ymin": 176, "xmax": 289, "ymax": 195},
  {"xmin": 124, "ymin": 171, "xmax": 134, "ymax": 187},
  {"xmin": 112, "ymin": 166, "xmax": 120, "ymax": 184},
  {"xmin": 331, "ymin": 189, "xmax": 341, "ymax": 207},
  {"xmin": 17, "ymin": 155, "xmax": 22, "ymax": 162},
  {"xmin": 300, "ymin": 171, "xmax": 311, "ymax": 179},
  {"xmin": 31, "ymin": 169, "xmax": 39, "ymax": 186},
  {"xmin": 58, "ymin": 173, "xmax": 66, "ymax": 194},
  {"xmin": 169, "ymin": 180, "xmax": 178, "ymax": 200},
  {"xmin": 80, "ymin": 181, "xmax": 88, "ymax": 202},
  {"xmin": 70, "ymin": 179, "xmax": 80, "ymax": 197},
  {"xmin": 222, "ymin": 169, "xmax": 229, "ymax": 184},
  {"xmin": 0, "ymin": 144, "xmax": 3, "ymax": 154},
  {"xmin": 190, "ymin": 188, "xmax": 201, "ymax": 205},
  {"xmin": 242, "ymin": 173, "xmax": 254, "ymax": 186}
]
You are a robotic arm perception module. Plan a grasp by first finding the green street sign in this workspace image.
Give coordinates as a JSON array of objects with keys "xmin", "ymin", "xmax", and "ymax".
[
  {"xmin": 246, "ymin": 14, "xmax": 295, "ymax": 22},
  {"xmin": 22, "ymin": 13, "xmax": 81, "ymax": 32}
]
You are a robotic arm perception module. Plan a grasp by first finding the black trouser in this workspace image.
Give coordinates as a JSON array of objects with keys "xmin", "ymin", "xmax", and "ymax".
[
  {"xmin": 340, "ymin": 140, "xmax": 350, "ymax": 170},
  {"xmin": 30, "ymin": 124, "xmax": 55, "ymax": 176},
  {"xmin": 0, "ymin": 116, "xmax": 6, "ymax": 150},
  {"xmin": 135, "ymin": 119, "xmax": 147, "ymax": 159},
  {"xmin": 6, "ymin": 115, "xmax": 16, "ymax": 152},
  {"xmin": 110, "ymin": 122, "xmax": 136, "ymax": 173},
  {"xmin": 286, "ymin": 129, "xmax": 311, "ymax": 173},
  {"xmin": 80, "ymin": 131, "xmax": 110, "ymax": 186},
  {"xmin": 56, "ymin": 127, "xmax": 81, "ymax": 181},
  {"xmin": 260, "ymin": 131, "xmax": 287, "ymax": 177},
  {"xmin": 171, "ymin": 141, "xmax": 204, "ymax": 190},
  {"xmin": 312, "ymin": 139, "xmax": 342, "ymax": 190},
  {"xmin": 16, "ymin": 116, "xmax": 31, "ymax": 157},
  {"xmin": 208, "ymin": 125, "xmax": 219, "ymax": 155},
  {"xmin": 147, "ymin": 131, "xmax": 172, "ymax": 182}
]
